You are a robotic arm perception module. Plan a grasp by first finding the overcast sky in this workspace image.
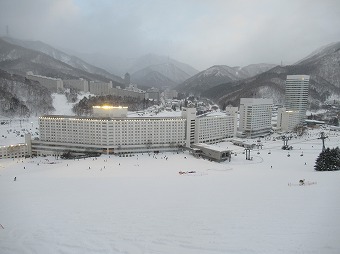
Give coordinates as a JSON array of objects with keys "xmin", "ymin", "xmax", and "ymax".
[{"xmin": 1, "ymin": 0, "xmax": 340, "ymax": 70}]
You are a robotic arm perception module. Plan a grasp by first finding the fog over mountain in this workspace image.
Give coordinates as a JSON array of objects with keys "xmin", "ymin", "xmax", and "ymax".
[
  {"xmin": 129, "ymin": 54, "xmax": 199, "ymax": 88},
  {"xmin": 0, "ymin": 38, "xmax": 124, "ymax": 85},
  {"xmin": 177, "ymin": 64, "xmax": 276, "ymax": 94},
  {"xmin": 1, "ymin": 37, "xmax": 124, "ymax": 83},
  {"xmin": 1, "ymin": 0, "xmax": 339, "ymax": 70}
]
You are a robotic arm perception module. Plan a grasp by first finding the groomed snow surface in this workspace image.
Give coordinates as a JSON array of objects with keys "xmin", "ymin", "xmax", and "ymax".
[{"xmin": 1, "ymin": 130, "xmax": 340, "ymax": 254}]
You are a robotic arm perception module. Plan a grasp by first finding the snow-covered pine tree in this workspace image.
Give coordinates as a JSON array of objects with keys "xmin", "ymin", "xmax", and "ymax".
[
  {"xmin": 314, "ymin": 147, "xmax": 340, "ymax": 171},
  {"xmin": 315, "ymin": 148, "xmax": 329, "ymax": 171}
]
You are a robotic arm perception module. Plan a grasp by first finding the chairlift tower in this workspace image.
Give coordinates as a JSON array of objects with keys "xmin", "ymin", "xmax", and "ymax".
[
  {"xmin": 245, "ymin": 147, "xmax": 251, "ymax": 160},
  {"xmin": 318, "ymin": 132, "xmax": 328, "ymax": 152},
  {"xmin": 282, "ymin": 136, "xmax": 289, "ymax": 146}
]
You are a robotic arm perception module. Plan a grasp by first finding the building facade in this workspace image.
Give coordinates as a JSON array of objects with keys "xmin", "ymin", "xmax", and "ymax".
[
  {"xmin": 25, "ymin": 73, "xmax": 161, "ymax": 102},
  {"xmin": 110, "ymin": 86, "xmax": 146, "ymax": 100},
  {"xmin": 63, "ymin": 78, "xmax": 89, "ymax": 92},
  {"xmin": 89, "ymin": 81, "xmax": 112, "ymax": 95},
  {"xmin": 31, "ymin": 107, "xmax": 237, "ymax": 156},
  {"xmin": 239, "ymin": 98, "xmax": 273, "ymax": 138},
  {"xmin": 191, "ymin": 143, "xmax": 231, "ymax": 162},
  {"xmin": 0, "ymin": 143, "xmax": 28, "ymax": 159},
  {"xmin": 195, "ymin": 113, "xmax": 236, "ymax": 144},
  {"xmin": 35, "ymin": 114, "xmax": 186, "ymax": 155},
  {"xmin": 146, "ymin": 88, "xmax": 160, "ymax": 101},
  {"xmin": 285, "ymin": 75, "xmax": 310, "ymax": 124},
  {"xmin": 163, "ymin": 89, "xmax": 178, "ymax": 100},
  {"xmin": 26, "ymin": 72, "xmax": 63, "ymax": 92}
]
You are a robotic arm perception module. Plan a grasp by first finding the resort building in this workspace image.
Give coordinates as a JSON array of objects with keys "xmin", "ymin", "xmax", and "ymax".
[
  {"xmin": 0, "ymin": 143, "xmax": 29, "ymax": 159},
  {"xmin": 31, "ymin": 106, "xmax": 237, "ymax": 156},
  {"xmin": 195, "ymin": 112, "xmax": 237, "ymax": 144},
  {"xmin": 34, "ymin": 116, "xmax": 185, "ymax": 156},
  {"xmin": 191, "ymin": 143, "xmax": 231, "ymax": 162},
  {"xmin": 63, "ymin": 78, "xmax": 89, "ymax": 92},
  {"xmin": 146, "ymin": 88, "xmax": 160, "ymax": 102},
  {"xmin": 285, "ymin": 75, "xmax": 310, "ymax": 124},
  {"xmin": 26, "ymin": 72, "xmax": 160, "ymax": 101},
  {"xmin": 110, "ymin": 86, "xmax": 146, "ymax": 100},
  {"xmin": 26, "ymin": 72, "xmax": 63, "ymax": 92},
  {"xmin": 277, "ymin": 107, "xmax": 301, "ymax": 132},
  {"xmin": 239, "ymin": 98, "xmax": 273, "ymax": 138},
  {"xmin": 163, "ymin": 89, "xmax": 178, "ymax": 100},
  {"xmin": 89, "ymin": 81, "xmax": 112, "ymax": 95}
]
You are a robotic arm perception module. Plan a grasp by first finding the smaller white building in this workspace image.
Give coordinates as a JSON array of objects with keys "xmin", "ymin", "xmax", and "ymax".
[
  {"xmin": 196, "ymin": 112, "xmax": 237, "ymax": 144},
  {"xmin": 0, "ymin": 143, "xmax": 28, "ymax": 159},
  {"xmin": 277, "ymin": 107, "xmax": 301, "ymax": 132},
  {"xmin": 191, "ymin": 143, "xmax": 231, "ymax": 162},
  {"xmin": 182, "ymin": 107, "xmax": 237, "ymax": 147}
]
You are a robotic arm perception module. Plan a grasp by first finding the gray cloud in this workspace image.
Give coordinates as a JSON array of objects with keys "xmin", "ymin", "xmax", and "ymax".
[{"xmin": 1, "ymin": 0, "xmax": 340, "ymax": 70}]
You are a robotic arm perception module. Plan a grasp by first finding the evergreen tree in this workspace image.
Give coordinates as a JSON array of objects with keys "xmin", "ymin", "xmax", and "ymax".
[{"xmin": 314, "ymin": 147, "xmax": 340, "ymax": 171}]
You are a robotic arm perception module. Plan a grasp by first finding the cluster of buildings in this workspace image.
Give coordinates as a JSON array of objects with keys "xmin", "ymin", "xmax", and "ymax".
[
  {"xmin": 1, "ymin": 74, "xmax": 313, "ymax": 161},
  {"xmin": 25, "ymin": 72, "xmax": 163, "ymax": 101},
  {"xmin": 238, "ymin": 75, "xmax": 310, "ymax": 138},
  {"xmin": 28, "ymin": 106, "xmax": 237, "ymax": 160}
]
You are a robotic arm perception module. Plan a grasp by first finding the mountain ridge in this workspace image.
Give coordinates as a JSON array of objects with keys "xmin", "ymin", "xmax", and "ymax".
[
  {"xmin": 1, "ymin": 36, "xmax": 124, "ymax": 84},
  {"xmin": 0, "ymin": 38, "xmax": 124, "ymax": 86},
  {"xmin": 177, "ymin": 64, "xmax": 276, "ymax": 95}
]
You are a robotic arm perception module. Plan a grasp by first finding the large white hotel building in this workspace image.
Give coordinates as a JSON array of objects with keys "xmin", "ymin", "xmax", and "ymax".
[
  {"xmin": 32, "ymin": 107, "xmax": 237, "ymax": 156},
  {"xmin": 239, "ymin": 98, "xmax": 273, "ymax": 138}
]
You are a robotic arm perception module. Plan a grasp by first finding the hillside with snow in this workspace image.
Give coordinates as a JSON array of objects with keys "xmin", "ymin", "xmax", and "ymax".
[
  {"xmin": 0, "ymin": 38, "xmax": 124, "ymax": 86},
  {"xmin": 1, "ymin": 37, "xmax": 124, "ymax": 84},
  {"xmin": 129, "ymin": 54, "xmax": 199, "ymax": 89}
]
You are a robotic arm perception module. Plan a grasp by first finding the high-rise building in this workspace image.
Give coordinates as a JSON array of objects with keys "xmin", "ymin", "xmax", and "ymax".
[
  {"xmin": 285, "ymin": 75, "xmax": 310, "ymax": 124},
  {"xmin": 124, "ymin": 73, "xmax": 131, "ymax": 85},
  {"xmin": 239, "ymin": 98, "xmax": 273, "ymax": 138}
]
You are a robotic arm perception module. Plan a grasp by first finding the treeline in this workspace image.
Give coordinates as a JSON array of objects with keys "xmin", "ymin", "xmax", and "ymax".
[{"xmin": 72, "ymin": 95, "xmax": 158, "ymax": 115}]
